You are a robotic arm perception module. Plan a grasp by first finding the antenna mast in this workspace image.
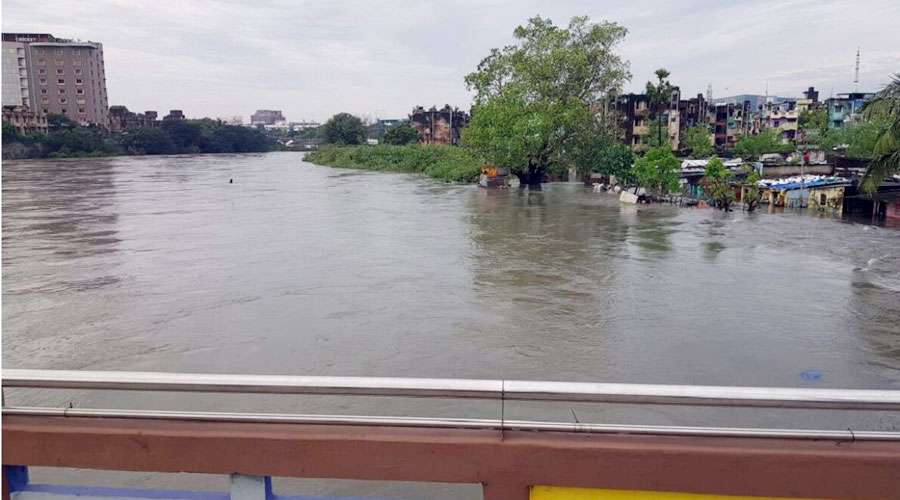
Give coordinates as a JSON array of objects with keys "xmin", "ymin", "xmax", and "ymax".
[{"xmin": 854, "ymin": 47, "xmax": 860, "ymax": 89}]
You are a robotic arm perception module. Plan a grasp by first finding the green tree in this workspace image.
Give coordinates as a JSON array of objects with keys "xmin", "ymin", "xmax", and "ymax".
[
  {"xmin": 683, "ymin": 125, "xmax": 713, "ymax": 158},
  {"xmin": 632, "ymin": 146, "xmax": 680, "ymax": 195},
  {"xmin": 732, "ymin": 130, "xmax": 792, "ymax": 159},
  {"xmin": 322, "ymin": 113, "xmax": 366, "ymax": 145},
  {"xmin": 383, "ymin": 124, "xmax": 420, "ymax": 145},
  {"xmin": 703, "ymin": 157, "xmax": 734, "ymax": 210},
  {"xmin": 120, "ymin": 127, "xmax": 176, "ymax": 155},
  {"xmin": 860, "ymin": 74, "xmax": 900, "ymax": 191},
  {"xmin": 741, "ymin": 166, "xmax": 762, "ymax": 212},
  {"xmin": 3, "ymin": 123, "xmax": 20, "ymax": 143},
  {"xmin": 646, "ymin": 68, "xmax": 673, "ymax": 148},
  {"xmin": 572, "ymin": 132, "xmax": 634, "ymax": 181},
  {"xmin": 160, "ymin": 120, "xmax": 203, "ymax": 152},
  {"xmin": 463, "ymin": 15, "xmax": 630, "ymax": 186},
  {"xmin": 798, "ymin": 108, "xmax": 827, "ymax": 144}
]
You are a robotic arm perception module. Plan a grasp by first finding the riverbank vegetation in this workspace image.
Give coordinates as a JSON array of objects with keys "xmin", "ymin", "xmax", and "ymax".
[
  {"xmin": 2, "ymin": 116, "xmax": 275, "ymax": 159},
  {"xmin": 305, "ymin": 144, "xmax": 484, "ymax": 182}
]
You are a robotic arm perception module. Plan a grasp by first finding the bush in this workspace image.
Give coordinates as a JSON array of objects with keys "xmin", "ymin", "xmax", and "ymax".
[{"xmin": 306, "ymin": 144, "xmax": 483, "ymax": 182}]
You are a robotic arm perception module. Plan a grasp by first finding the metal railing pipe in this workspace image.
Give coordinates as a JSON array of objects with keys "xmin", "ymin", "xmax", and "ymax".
[{"xmin": 4, "ymin": 369, "xmax": 900, "ymax": 410}]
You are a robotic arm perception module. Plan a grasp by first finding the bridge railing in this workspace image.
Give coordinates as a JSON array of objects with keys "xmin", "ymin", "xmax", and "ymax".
[{"xmin": 3, "ymin": 369, "xmax": 900, "ymax": 499}]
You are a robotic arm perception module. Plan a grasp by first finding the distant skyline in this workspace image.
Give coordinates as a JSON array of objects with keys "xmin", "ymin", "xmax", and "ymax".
[{"xmin": 4, "ymin": 0, "xmax": 898, "ymax": 122}]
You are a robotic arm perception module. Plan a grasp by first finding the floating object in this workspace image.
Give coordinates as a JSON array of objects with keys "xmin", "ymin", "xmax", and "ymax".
[
  {"xmin": 619, "ymin": 191, "xmax": 638, "ymax": 204},
  {"xmin": 800, "ymin": 370, "xmax": 823, "ymax": 382}
]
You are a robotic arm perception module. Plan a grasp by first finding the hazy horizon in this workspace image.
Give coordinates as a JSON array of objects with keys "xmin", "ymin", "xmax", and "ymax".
[{"xmin": 3, "ymin": 0, "xmax": 898, "ymax": 122}]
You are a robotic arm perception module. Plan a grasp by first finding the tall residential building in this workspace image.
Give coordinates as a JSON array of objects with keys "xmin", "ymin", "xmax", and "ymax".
[
  {"xmin": 825, "ymin": 92, "xmax": 873, "ymax": 129},
  {"xmin": 2, "ymin": 33, "xmax": 109, "ymax": 127},
  {"xmin": 2, "ymin": 33, "xmax": 49, "ymax": 107}
]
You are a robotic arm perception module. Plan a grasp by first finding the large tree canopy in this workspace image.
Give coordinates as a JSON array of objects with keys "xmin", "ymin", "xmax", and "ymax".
[
  {"xmin": 322, "ymin": 113, "xmax": 366, "ymax": 145},
  {"xmin": 463, "ymin": 15, "xmax": 630, "ymax": 186}
]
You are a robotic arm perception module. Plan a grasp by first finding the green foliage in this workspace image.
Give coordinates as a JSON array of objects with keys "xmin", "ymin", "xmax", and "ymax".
[
  {"xmin": 683, "ymin": 125, "xmax": 714, "ymax": 158},
  {"xmin": 860, "ymin": 74, "xmax": 900, "ymax": 192},
  {"xmin": 3, "ymin": 119, "xmax": 274, "ymax": 159},
  {"xmin": 382, "ymin": 124, "xmax": 420, "ymax": 145},
  {"xmin": 572, "ymin": 133, "xmax": 634, "ymax": 181},
  {"xmin": 645, "ymin": 68, "xmax": 673, "ymax": 148},
  {"xmin": 120, "ymin": 127, "xmax": 176, "ymax": 155},
  {"xmin": 3, "ymin": 123, "xmax": 20, "ymax": 143},
  {"xmin": 732, "ymin": 130, "xmax": 793, "ymax": 159},
  {"xmin": 798, "ymin": 108, "xmax": 828, "ymax": 143},
  {"xmin": 463, "ymin": 15, "xmax": 630, "ymax": 184},
  {"xmin": 322, "ymin": 113, "xmax": 366, "ymax": 145},
  {"xmin": 741, "ymin": 166, "xmax": 762, "ymax": 212},
  {"xmin": 632, "ymin": 146, "xmax": 680, "ymax": 195},
  {"xmin": 703, "ymin": 157, "xmax": 735, "ymax": 210},
  {"xmin": 646, "ymin": 119, "xmax": 671, "ymax": 149},
  {"xmin": 306, "ymin": 145, "xmax": 484, "ymax": 183}
]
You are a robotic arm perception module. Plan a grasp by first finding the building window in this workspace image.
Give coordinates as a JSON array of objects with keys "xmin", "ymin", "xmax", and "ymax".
[
  {"xmin": 78, "ymin": 108, "xmax": 85, "ymax": 113},
  {"xmin": 57, "ymin": 79, "xmax": 65, "ymax": 85},
  {"xmin": 74, "ymin": 68, "xmax": 82, "ymax": 75},
  {"xmin": 58, "ymin": 88, "xmax": 65, "ymax": 95},
  {"xmin": 59, "ymin": 98, "xmax": 67, "ymax": 104},
  {"xmin": 38, "ymin": 68, "xmax": 47, "ymax": 75},
  {"xmin": 55, "ymin": 60, "xmax": 63, "ymax": 66},
  {"xmin": 76, "ymin": 99, "xmax": 86, "ymax": 105},
  {"xmin": 56, "ymin": 68, "xmax": 64, "ymax": 75},
  {"xmin": 75, "ymin": 79, "xmax": 83, "ymax": 85},
  {"xmin": 40, "ymin": 88, "xmax": 47, "ymax": 94},
  {"xmin": 39, "ymin": 78, "xmax": 47, "ymax": 85},
  {"xmin": 37, "ymin": 58, "xmax": 46, "ymax": 65},
  {"xmin": 41, "ymin": 97, "xmax": 49, "ymax": 104},
  {"xmin": 73, "ymin": 59, "xmax": 82, "ymax": 66},
  {"xmin": 43, "ymin": 109, "xmax": 48, "ymax": 114},
  {"xmin": 76, "ymin": 88, "xmax": 84, "ymax": 95}
]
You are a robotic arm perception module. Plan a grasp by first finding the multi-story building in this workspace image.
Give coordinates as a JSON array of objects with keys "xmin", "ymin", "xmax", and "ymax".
[
  {"xmin": 2, "ymin": 33, "xmax": 50, "ymax": 108},
  {"xmin": 763, "ymin": 100, "xmax": 798, "ymax": 142},
  {"xmin": 2, "ymin": 105, "xmax": 48, "ymax": 134},
  {"xmin": 7, "ymin": 34, "xmax": 110, "ymax": 127},
  {"xmin": 611, "ymin": 93, "xmax": 651, "ymax": 151},
  {"xmin": 108, "ymin": 105, "xmax": 159, "ymax": 132},
  {"xmin": 409, "ymin": 105, "xmax": 468, "ymax": 145},
  {"xmin": 825, "ymin": 92, "xmax": 873, "ymax": 129},
  {"xmin": 613, "ymin": 89, "xmax": 683, "ymax": 152},
  {"xmin": 250, "ymin": 109, "xmax": 285, "ymax": 126},
  {"xmin": 713, "ymin": 103, "xmax": 738, "ymax": 151}
]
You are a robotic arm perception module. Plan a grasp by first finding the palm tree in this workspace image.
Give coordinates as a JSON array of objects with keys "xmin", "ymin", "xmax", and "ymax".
[
  {"xmin": 645, "ymin": 68, "xmax": 672, "ymax": 148},
  {"xmin": 861, "ymin": 74, "xmax": 900, "ymax": 192}
]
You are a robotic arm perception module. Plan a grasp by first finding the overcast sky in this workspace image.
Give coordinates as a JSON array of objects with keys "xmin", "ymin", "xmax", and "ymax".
[{"xmin": 4, "ymin": 0, "xmax": 898, "ymax": 122}]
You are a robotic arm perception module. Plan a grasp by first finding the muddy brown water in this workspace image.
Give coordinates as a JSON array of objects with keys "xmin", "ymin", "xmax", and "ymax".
[{"xmin": 3, "ymin": 152, "xmax": 900, "ymax": 497}]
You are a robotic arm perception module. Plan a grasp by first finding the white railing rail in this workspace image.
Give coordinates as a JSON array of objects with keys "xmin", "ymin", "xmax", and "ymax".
[{"xmin": 4, "ymin": 369, "xmax": 900, "ymax": 441}]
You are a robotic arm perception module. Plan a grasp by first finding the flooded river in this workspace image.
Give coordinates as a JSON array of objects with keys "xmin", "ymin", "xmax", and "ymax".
[{"xmin": 3, "ymin": 152, "xmax": 900, "ymax": 496}]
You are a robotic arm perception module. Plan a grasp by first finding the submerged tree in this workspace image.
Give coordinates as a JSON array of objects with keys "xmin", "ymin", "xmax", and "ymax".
[
  {"xmin": 632, "ymin": 146, "xmax": 680, "ymax": 196},
  {"xmin": 741, "ymin": 166, "xmax": 762, "ymax": 212},
  {"xmin": 860, "ymin": 73, "xmax": 900, "ymax": 192},
  {"xmin": 463, "ymin": 15, "xmax": 630, "ymax": 187},
  {"xmin": 703, "ymin": 157, "xmax": 735, "ymax": 211}
]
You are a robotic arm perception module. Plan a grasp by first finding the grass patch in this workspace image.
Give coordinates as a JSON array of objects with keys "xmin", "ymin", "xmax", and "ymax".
[{"xmin": 305, "ymin": 144, "xmax": 484, "ymax": 183}]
